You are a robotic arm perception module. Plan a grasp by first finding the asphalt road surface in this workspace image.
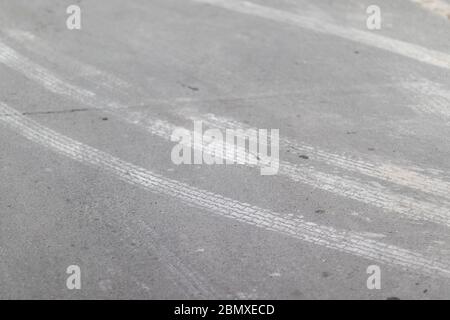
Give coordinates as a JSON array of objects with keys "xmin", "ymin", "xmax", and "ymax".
[{"xmin": 0, "ymin": 0, "xmax": 449, "ymax": 299}]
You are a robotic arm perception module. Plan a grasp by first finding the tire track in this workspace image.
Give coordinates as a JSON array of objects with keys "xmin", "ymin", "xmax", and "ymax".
[
  {"xmin": 8, "ymin": 28, "xmax": 450, "ymax": 195},
  {"xmin": 128, "ymin": 111, "xmax": 450, "ymax": 228},
  {"xmin": 183, "ymin": 111, "xmax": 450, "ymax": 202},
  {"xmin": 1, "ymin": 101, "xmax": 450, "ymax": 279},
  {"xmin": 0, "ymin": 39, "xmax": 217, "ymax": 297},
  {"xmin": 191, "ymin": 0, "xmax": 450, "ymax": 70},
  {"xmin": 1, "ymin": 38, "xmax": 450, "ymax": 229}
]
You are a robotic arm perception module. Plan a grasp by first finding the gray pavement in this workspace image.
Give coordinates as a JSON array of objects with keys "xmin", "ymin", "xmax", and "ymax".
[{"xmin": 0, "ymin": 0, "xmax": 449, "ymax": 299}]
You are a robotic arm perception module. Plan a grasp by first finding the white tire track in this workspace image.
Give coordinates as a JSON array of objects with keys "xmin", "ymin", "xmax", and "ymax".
[
  {"xmin": 191, "ymin": 0, "xmax": 450, "ymax": 70},
  {"xmin": 0, "ymin": 39, "xmax": 218, "ymax": 296},
  {"xmin": 1, "ymin": 39, "xmax": 450, "ymax": 228},
  {"xmin": 7, "ymin": 29, "xmax": 450, "ymax": 199},
  {"xmin": 3, "ymin": 30, "xmax": 132, "ymax": 93},
  {"xmin": 1, "ymin": 101, "xmax": 450, "ymax": 279},
  {"xmin": 183, "ymin": 111, "xmax": 450, "ymax": 202},
  {"xmin": 129, "ymin": 111, "xmax": 450, "ymax": 228}
]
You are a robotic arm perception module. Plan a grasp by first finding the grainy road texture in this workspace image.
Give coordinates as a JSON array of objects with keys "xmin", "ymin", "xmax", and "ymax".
[{"xmin": 0, "ymin": 0, "xmax": 449, "ymax": 299}]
